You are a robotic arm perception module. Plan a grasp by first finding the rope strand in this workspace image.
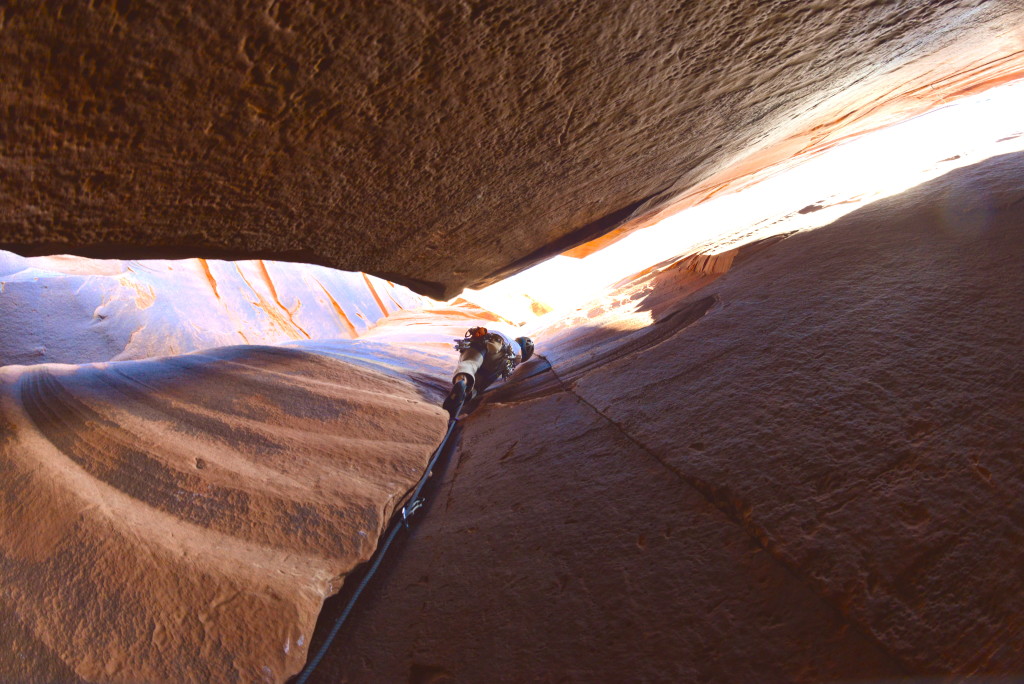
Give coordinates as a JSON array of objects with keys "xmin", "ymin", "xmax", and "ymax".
[{"xmin": 294, "ymin": 400, "xmax": 464, "ymax": 684}]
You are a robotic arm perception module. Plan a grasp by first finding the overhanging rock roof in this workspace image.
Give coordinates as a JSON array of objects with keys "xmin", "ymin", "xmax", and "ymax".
[{"xmin": 1, "ymin": 1, "xmax": 1022, "ymax": 298}]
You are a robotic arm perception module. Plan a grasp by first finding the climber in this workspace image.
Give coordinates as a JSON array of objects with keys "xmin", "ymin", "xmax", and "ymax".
[{"xmin": 442, "ymin": 326, "xmax": 534, "ymax": 418}]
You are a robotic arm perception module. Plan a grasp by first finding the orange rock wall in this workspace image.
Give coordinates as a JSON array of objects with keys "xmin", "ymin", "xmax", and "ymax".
[
  {"xmin": 0, "ymin": 251, "xmax": 427, "ymax": 366},
  {"xmin": 568, "ymin": 28, "xmax": 1024, "ymax": 257},
  {"xmin": 1, "ymin": 135, "xmax": 1021, "ymax": 684},
  {"xmin": 0, "ymin": 285, "xmax": 509, "ymax": 681}
]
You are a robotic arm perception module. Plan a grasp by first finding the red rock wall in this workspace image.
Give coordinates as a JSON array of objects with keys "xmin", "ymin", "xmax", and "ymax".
[
  {"xmin": 0, "ymin": 252, "xmax": 427, "ymax": 366},
  {"xmin": 0, "ymin": 344, "xmax": 449, "ymax": 682},
  {"xmin": 1, "ymin": 129, "xmax": 1020, "ymax": 684},
  {"xmin": 308, "ymin": 151, "xmax": 1024, "ymax": 681},
  {"xmin": 568, "ymin": 29, "xmax": 1024, "ymax": 258},
  {"xmin": 0, "ymin": 291, "xmax": 514, "ymax": 682}
]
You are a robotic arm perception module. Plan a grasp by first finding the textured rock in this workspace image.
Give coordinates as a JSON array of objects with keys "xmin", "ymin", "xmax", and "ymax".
[
  {"xmin": 309, "ymin": 152, "xmax": 1024, "ymax": 680},
  {"xmin": 0, "ymin": 346, "xmax": 445, "ymax": 683},
  {"xmin": 0, "ymin": 252, "xmax": 427, "ymax": 366},
  {"xmin": 1, "ymin": 2, "xmax": 1023, "ymax": 296},
  {"xmin": 0, "ymin": 290, "xmax": 512, "ymax": 682}
]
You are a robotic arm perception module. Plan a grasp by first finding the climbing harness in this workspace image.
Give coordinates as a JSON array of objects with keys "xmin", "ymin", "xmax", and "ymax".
[
  {"xmin": 453, "ymin": 327, "xmax": 520, "ymax": 380},
  {"xmin": 294, "ymin": 396, "xmax": 465, "ymax": 684}
]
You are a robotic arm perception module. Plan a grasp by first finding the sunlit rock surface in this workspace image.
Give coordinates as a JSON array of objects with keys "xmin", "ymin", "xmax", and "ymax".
[
  {"xmin": 1, "ymin": 2, "xmax": 1022, "ymax": 296},
  {"xmin": 0, "ymin": 252, "xmax": 426, "ymax": 366},
  {"xmin": 309, "ymin": 152, "xmax": 1024, "ymax": 681},
  {"xmin": 569, "ymin": 25, "xmax": 1024, "ymax": 258},
  {"xmin": 0, "ymin": 289, "xmax": 509, "ymax": 682},
  {"xmin": 1, "ymin": 142, "xmax": 1020, "ymax": 684}
]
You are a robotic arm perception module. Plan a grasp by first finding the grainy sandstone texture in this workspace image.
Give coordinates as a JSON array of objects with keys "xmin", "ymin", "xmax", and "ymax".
[
  {"xmin": 1, "ymin": 1, "xmax": 1023, "ymax": 296},
  {"xmin": 307, "ymin": 152, "xmax": 1024, "ymax": 681},
  {"xmin": 2, "ymin": 3, "xmax": 1024, "ymax": 681},
  {"xmin": 0, "ymin": 294, "xmax": 509, "ymax": 682}
]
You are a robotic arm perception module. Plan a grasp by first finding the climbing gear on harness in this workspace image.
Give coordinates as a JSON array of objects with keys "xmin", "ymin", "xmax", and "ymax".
[
  {"xmin": 294, "ymin": 395, "xmax": 466, "ymax": 684},
  {"xmin": 453, "ymin": 327, "xmax": 489, "ymax": 352},
  {"xmin": 453, "ymin": 330, "xmax": 520, "ymax": 380},
  {"xmin": 497, "ymin": 341, "xmax": 518, "ymax": 379}
]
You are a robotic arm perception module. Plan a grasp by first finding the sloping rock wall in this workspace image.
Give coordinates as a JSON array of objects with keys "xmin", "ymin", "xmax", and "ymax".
[
  {"xmin": 308, "ymin": 152, "xmax": 1024, "ymax": 680},
  {"xmin": 1, "ymin": 1, "xmax": 1022, "ymax": 296},
  {"xmin": 0, "ymin": 293, "xmax": 512, "ymax": 682},
  {"xmin": 568, "ymin": 27, "xmax": 1024, "ymax": 258},
  {"xmin": 0, "ymin": 344, "xmax": 447, "ymax": 682}
]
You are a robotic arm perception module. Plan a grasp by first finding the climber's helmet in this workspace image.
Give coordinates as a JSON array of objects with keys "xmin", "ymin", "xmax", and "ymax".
[{"xmin": 516, "ymin": 336, "xmax": 534, "ymax": 362}]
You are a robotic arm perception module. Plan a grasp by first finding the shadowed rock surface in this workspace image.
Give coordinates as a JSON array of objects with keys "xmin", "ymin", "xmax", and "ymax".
[
  {"xmin": 0, "ymin": 142, "xmax": 1020, "ymax": 684},
  {"xmin": 305, "ymin": 152, "xmax": 1024, "ymax": 681},
  {"xmin": 1, "ymin": 1, "xmax": 1022, "ymax": 296}
]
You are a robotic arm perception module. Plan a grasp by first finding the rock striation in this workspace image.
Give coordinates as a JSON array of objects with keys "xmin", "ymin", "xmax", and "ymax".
[
  {"xmin": 2, "ymin": 4, "xmax": 1023, "ymax": 679},
  {"xmin": 1, "ymin": 120, "xmax": 1021, "ymax": 684},
  {"xmin": 0, "ymin": 252, "xmax": 426, "ymax": 366},
  {"xmin": 307, "ymin": 151, "xmax": 1024, "ymax": 681},
  {"xmin": 0, "ymin": 346, "xmax": 445, "ymax": 682},
  {"xmin": 0, "ymin": 288, "xmax": 508, "ymax": 682},
  {"xmin": 1, "ymin": 2, "xmax": 1023, "ymax": 296}
]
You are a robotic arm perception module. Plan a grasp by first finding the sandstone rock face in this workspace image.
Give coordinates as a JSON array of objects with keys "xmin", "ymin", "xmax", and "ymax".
[
  {"xmin": 0, "ymin": 346, "xmax": 445, "ymax": 683},
  {"xmin": 309, "ymin": 152, "xmax": 1024, "ymax": 680},
  {"xmin": 2, "ymin": 2, "xmax": 1022, "ymax": 296},
  {"xmin": 0, "ymin": 291, "xmax": 510, "ymax": 682},
  {"xmin": 0, "ymin": 252, "xmax": 426, "ymax": 366}
]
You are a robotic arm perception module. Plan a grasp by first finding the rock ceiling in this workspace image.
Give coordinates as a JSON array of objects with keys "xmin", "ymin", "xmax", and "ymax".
[{"xmin": 2, "ymin": 1, "xmax": 1023, "ymax": 298}]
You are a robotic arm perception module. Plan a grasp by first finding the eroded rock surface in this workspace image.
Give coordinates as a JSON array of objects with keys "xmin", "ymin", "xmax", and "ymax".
[
  {"xmin": 309, "ymin": 152, "xmax": 1024, "ymax": 680},
  {"xmin": 2, "ymin": 2, "xmax": 1022, "ymax": 296},
  {"xmin": 0, "ymin": 292, "xmax": 512, "ymax": 682},
  {"xmin": 0, "ymin": 252, "xmax": 427, "ymax": 366},
  {"xmin": 0, "ymin": 347, "xmax": 444, "ymax": 683}
]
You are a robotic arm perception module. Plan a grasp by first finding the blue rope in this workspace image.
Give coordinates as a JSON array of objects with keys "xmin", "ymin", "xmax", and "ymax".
[{"xmin": 294, "ymin": 404, "xmax": 464, "ymax": 684}]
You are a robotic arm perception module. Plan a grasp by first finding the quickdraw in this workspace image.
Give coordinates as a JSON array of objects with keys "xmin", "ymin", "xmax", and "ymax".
[{"xmin": 498, "ymin": 343, "xmax": 518, "ymax": 380}]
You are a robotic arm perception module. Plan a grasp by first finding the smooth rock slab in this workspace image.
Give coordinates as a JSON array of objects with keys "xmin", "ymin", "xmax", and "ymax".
[
  {"xmin": 0, "ymin": 343, "xmax": 449, "ymax": 682},
  {"xmin": 575, "ymin": 151, "xmax": 1024, "ymax": 673},
  {"xmin": 312, "ymin": 391, "xmax": 902, "ymax": 682}
]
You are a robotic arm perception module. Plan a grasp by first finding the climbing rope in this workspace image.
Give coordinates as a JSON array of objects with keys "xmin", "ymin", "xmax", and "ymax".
[{"xmin": 294, "ymin": 396, "xmax": 465, "ymax": 684}]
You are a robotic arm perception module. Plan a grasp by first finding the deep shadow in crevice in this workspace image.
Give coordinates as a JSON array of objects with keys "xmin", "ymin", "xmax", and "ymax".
[
  {"xmin": 485, "ymin": 294, "xmax": 719, "ymax": 406},
  {"xmin": 288, "ymin": 426, "xmax": 465, "ymax": 684},
  {"xmin": 473, "ymin": 188, "xmax": 669, "ymax": 293}
]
